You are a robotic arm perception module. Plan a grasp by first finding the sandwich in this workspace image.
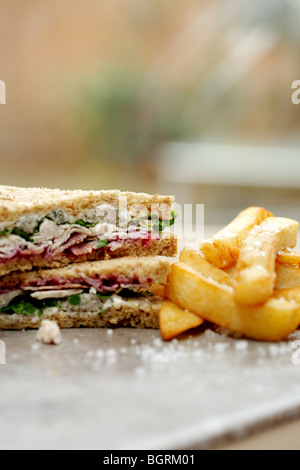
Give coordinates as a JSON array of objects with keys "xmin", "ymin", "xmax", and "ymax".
[
  {"xmin": 0, "ymin": 257, "xmax": 169, "ymax": 329},
  {"xmin": 0, "ymin": 185, "xmax": 177, "ymax": 275}
]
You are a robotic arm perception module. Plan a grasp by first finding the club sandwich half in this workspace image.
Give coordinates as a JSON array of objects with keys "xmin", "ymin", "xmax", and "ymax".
[
  {"xmin": 0, "ymin": 185, "xmax": 177, "ymax": 275},
  {"xmin": 0, "ymin": 257, "xmax": 170, "ymax": 329}
]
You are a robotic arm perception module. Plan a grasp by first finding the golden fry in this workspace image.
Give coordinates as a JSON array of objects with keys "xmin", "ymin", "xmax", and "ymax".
[
  {"xmin": 234, "ymin": 217, "xmax": 299, "ymax": 306},
  {"xmin": 159, "ymin": 300, "xmax": 204, "ymax": 341},
  {"xmin": 277, "ymin": 250, "xmax": 300, "ymax": 267},
  {"xmin": 222, "ymin": 265, "xmax": 237, "ymax": 278},
  {"xmin": 275, "ymin": 263, "xmax": 300, "ymax": 290},
  {"xmin": 166, "ymin": 262, "xmax": 300, "ymax": 342},
  {"xmin": 200, "ymin": 207, "xmax": 273, "ymax": 268},
  {"xmin": 273, "ymin": 286, "xmax": 300, "ymax": 303},
  {"xmin": 179, "ymin": 248, "xmax": 235, "ymax": 287}
]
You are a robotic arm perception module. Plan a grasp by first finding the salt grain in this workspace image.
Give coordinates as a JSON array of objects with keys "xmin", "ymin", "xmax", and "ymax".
[
  {"xmin": 257, "ymin": 346, "xmax": 266, "ymax": 357},
  {"xmin": 106, "ymin": 348, "xmax": 117, "ymax": 357},
  {"xmin": 214, "ymin": 342, "xmax": 229, "ymax": 353},
  {"xmin": 106, "ymin": 356, "xmax": 117, "ymax": 365},
  {"xmin": 153, "ymin": 338, "xmax": 162, "ymax": 347},
  {"xmin": 204, "ymin": 329, "xmax": 218, "ymax": 339},
  {"xmin": 215, "ymin": 326, "xmax": 232, "ymax": 337},
  {"xmin": 235, "ymin": 340, "xmax": 249, "ymax": 352}
]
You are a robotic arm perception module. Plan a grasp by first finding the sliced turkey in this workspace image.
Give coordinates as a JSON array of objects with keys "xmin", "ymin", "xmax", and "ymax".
[{"xmin": 30, "ymin": 289, "xmax": 83, "ymax": 300}]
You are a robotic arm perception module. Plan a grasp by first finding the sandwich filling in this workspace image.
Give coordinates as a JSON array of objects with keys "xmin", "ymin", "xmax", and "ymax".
[
  {"xmin": 0, "ymin": 206, "xmax": 176, "ymax": 265},
  {"xmin": 0, "ymin": 275, "xmax": 156, "ymax": 317}
]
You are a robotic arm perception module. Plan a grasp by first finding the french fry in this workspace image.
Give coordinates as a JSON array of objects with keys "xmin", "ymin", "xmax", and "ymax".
[
  {"xmin": 159, "ymin": 300, "xmax": 204, "ymax": 341},
  {"xmin": 234, "ymin": 217, "xmax": 299, "ymax": 306},
  {"xmin": 273, "ymin": 286, "xmax": 300, "ymax": 303},
  {"xmin": 200, "ymin": 207, "xmax": 273, "ymax": 268},
  {"xmin": 147, "ymin": 284, "xmax": 166, "ymax": 297},
  {"xmin": 275, "ymin": 263, "xmax": 300, "ymax": 290},
  {"xmin": 179, "ymin": 248, "xmax": 235, "ymax": 287},
  {"xmin": 166, "ymin": 262, "xmax": 300, "ymax": 342},
  {"xmin": 222, "ymin": 265, "xmax": 237, "ymax": 278},
  {"xmin": 277, "ymin": 250, "xmax": 300, "ymax": 267}
]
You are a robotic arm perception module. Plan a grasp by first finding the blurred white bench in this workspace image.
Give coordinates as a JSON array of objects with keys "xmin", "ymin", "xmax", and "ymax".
[{"xmin": 157, "ymin": 142, "xmax": 300, "ymax": 189}]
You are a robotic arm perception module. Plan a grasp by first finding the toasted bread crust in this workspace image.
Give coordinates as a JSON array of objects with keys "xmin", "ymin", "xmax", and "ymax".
[
  {"xmin": 0, "ymin": 296, "xmax": 161, "ymax": 329},
  {"xmin": 0, "ymin": 185, "xmax": 174, "ymax": 225},
  {"xmin": 0, "ymin": 256, "xmax": 171, "ymax": 288},
  {"xmin": 0, "ymin": 235, "xmax": 177, "ymax": 276}
]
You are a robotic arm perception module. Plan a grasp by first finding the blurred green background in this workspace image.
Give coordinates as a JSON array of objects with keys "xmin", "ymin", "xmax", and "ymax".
[{"xmin": 0, "ymin": 0, "xmax": 300, "ymax": 223}]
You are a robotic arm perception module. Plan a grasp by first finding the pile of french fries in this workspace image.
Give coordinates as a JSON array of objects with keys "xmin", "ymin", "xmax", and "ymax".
[{"xmin": 159, "ymin": 207, "xmax": 300, "ymax": 342}]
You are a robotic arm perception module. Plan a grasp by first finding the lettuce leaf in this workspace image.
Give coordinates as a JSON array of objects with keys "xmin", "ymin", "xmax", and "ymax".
[
  {"xmin": 62, "ymin": 219, "xmax": 98, "ymax": 227},
  {"xmin": 0, "ymin": 295, "xmax": 61, "ymax": 317},
  {"xmin": 98, "ymin": 239, "xmax": 109, "ymax": 248},
  {"xmin": 149, "ymin": 210, "xmax": 177, "ymax": 232},
  {"xmin": 74, "ymin": 220, "xmax": 98, "ymax": 227},
  {"xmin": 0, "ymin": 227, "xmax": 33, "ymax": 242}
]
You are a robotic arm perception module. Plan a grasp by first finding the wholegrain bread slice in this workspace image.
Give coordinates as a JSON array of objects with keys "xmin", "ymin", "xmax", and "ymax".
[
  {"xmin": 0, "ymin": 256, "xmax": 170, "ymax": 289},
  {"xmin": 0, "ymin": 185, "xmax": 174, "ymax": 225},
  {"xmin": 0, "ymin": 296, "xmax": 162, "ymax": 330}
]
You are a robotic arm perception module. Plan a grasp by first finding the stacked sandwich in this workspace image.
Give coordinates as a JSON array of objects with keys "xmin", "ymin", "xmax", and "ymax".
[{"xmin": 0, "ymin": 185, "xmax": 177, "ymax": 329}]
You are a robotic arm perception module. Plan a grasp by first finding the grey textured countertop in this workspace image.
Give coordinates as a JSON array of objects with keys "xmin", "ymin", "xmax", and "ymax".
[{"xmin": 1, "ymin": 326, "xmax": 300, "ymax": 449}]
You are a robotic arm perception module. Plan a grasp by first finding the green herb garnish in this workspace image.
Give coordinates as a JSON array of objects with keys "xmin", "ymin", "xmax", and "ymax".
[
  {"xmin": 41, "ymin": 298, "xmax": 61, "ymax": 309},
  {"xmin": 0, "ymin": 295, "xmax": 61, "ymax": 318},
  {"xmin": 98, "ymin": 239, "xmax": 109, "ymax": 248},
  {"xmin": 62, "ymin": 219, "xmax": 98, "ymax": 228},
  {"xmin": 0, "ymin": 227, "xmax": 33, "ymax": 242},
  {"xmin": 33, "ymin": 219, "xmax": 44, "ymax": 233},
  {"xmin": 0, "ymin": 228, "xmax": 13, "ymax": 237},
  {"xmin": 97, "ymin": 289, "xmax": 154, "ymax": 299},
  {"xmin": 96, "ymin": 292, "xmax": 113, "ymax": 300},
  {"xmin": 98, "ymin": 308, "xmax": 104, "ymax": 316},
  {"xmin": 74, "ymin": 220, "xmax": 98, "ymax": 227},
  {"xmin": 0, "ymin": 301, "xmax": 36, "ymax": 316},
  {"xmin": 149, "ymin": 210, "xmax": 177, "ymax": 232},
  {"xmin": 68, "ymin": 294, "xmax": 81, "ymax": 305},
  {"xmin": 38, "ymin": 298, "xmax": 61, "ymax": 317},
  {"xmin": 12, "ymin": 228, "xmax": 34, "ymax": 242},
  {"xmin": 33, "ymin": 217, "xmax": 54, "ymax": 233},
  {"xmin": 117, "ymin": 288, "xmax": 154, "ymax": 298}
]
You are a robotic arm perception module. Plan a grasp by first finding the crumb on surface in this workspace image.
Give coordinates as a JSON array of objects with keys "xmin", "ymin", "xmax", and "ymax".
[{"xmin": 35, "ymin": 320, "xmax": 62, "ymax": 345}]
